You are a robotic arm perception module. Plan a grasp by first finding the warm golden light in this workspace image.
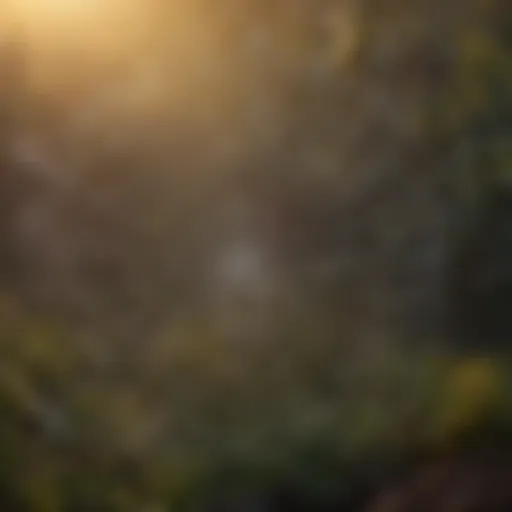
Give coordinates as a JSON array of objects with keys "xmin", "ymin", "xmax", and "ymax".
[
  {"xmin": 10, "ymin": 0, "xmax": 102, "ymax": 17},
  {"xmin": 2, "ymin": 0, "xmax": 153, "ymax": 56},
  {"xmin": 0, "ymin": 0, "xmax": 238, "ymax": 141},
  {"xmin": 2, "ymin": 0, "xmax": 351, "ymax": 146},
  {"xmin": 5, "ymin": 0, "xmax": 123, "ymax": 26}
]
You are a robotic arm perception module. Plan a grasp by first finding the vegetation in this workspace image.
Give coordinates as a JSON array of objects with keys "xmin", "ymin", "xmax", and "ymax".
[{"xmin": 0, "ymin": 0, "xmax": 511, "ymax": 510}]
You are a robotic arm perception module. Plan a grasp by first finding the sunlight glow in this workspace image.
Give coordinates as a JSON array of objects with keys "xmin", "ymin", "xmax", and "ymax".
[
  {"xmin": 0, "ymin": 0, "xmax": 241, "ymax": 145},
  {"xmin": 6, "ymin": 0, "xmax": 119, "ymax": 25},
  {"xmin": 1, "ymin": 0, "xmax": 157, "ymax": 93},
  {"xmin": 2, "ymin": 0, "xmax": 151, "ymax": 53}
]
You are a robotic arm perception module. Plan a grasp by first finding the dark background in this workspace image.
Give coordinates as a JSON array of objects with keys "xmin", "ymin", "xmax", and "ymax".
[{"xmin": 0, "ymin": 0, "xmax": 511, "ymax": 509}]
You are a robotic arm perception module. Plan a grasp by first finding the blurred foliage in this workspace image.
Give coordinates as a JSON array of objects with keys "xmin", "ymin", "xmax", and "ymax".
[{"xmin": 0, "ymin": 0, "xmax": 510, "ymax": 510}]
